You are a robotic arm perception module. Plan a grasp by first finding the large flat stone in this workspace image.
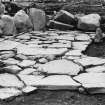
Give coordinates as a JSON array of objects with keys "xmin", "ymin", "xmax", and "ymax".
[
  {"xmin": 75, "ymin": 35, "xmax": 91, "ymax": 41},
  {"xmin": 72, "ymin": 42, "xmax": 90, "ymax": 50},
  {"xmin": 18, "ymin": 60, "xmax": 36, "ymax": 67},
  {"xmin": 18, "ymin": 74, "xmax": 44, "ymax": 86},
  {"xmin": 39, "ymin": 59, "xmax": 83, "ymax": 75},
  {"xmin": 65, "ymin": 50, "xmax": 82, "ymax": 56},
  {"xmin": 17, "ymin": 44, "xmax": 68, "ymax": 55},
  {"xmin": 19, "ymin": 68, "xmax": 37, "ymax": 75},
  {"xmin": 34, "ymin": 75, "xmax": 81, "ymax": 90},
  {"xmin": 3, "ymin": 58, "xmax": 20, "ymax": 65},
  {"xmin": 0, "ymin": 88, "xmax": 22, "ymax": 100},
  {"xmin": 0, "ymin": 40, "xmax": 20, "ymax": 50},
  {"xmin": 4, "ymin": 65, "xmax": 22, "ymax": 74},
  {"xmin": 0, "ymin": 73, "xmax": 24, "ymax": 88},
  {"xmin": 74, "ymin": 57, "xmax": 105, "ymax": 67},
  {"xmin": 86, "ymin": 65, "xmax": 105, "ymax": 73},
  {"xmin": 74, "ymin": 73, "xmax": 105, "ymax": 88}
]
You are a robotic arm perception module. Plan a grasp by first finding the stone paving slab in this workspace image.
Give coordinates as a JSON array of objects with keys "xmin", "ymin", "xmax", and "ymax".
[{"xmin": 0, "ymin": 30, "xmax": 105, "ymax": 100}]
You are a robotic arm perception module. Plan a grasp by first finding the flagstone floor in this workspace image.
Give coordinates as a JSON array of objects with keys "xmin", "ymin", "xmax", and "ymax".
[{"xmin": 0, "ymin": 30, "xmax": 105, "ymax": 103}]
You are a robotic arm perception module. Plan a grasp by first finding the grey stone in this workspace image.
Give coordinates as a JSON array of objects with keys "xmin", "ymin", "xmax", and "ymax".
[
  {"xmin": 18, "ymin": 74, "xmax": 44, "ymax": 86},
  {"xmin": 14, "ymin": 10, "xmax": 33, "ymax": 33},
  {"xmin": 72, "ymin": 42, "xmax": 90, "ymax": 50},
  {"xmin": 34, "ymin": 75, "xmax": 81, "ymax": 90},
  {"xmin": 17, "ymin": 44, "xmax": 68, "ymax": 55},
  {"xmin": 86, "ymin": 65, "xmax": 105, "ymax": 73},
  {"xmin": 19, "ymin": 68, "xmax": 37, "ymax": 75},
  {"xmin": 22, "ymin": 86, "xmax": 37, "ymax": 93},
  {"xmin": 0, "ymin": 40, "xmax": 20, "ymax": 50},
  {"xmin": 74, "ymin": 73, "xmax": 105, "ymax": 88},
  {"xmin": 74, "ymin": 56, "xmax": 105, "ymax": 67},
  {"xmin": 0, "ymin": 73, "xmax": 24, "ymax": 88},
  {"xmin": 48, "ymin": 20, "xmax": 74, "ymax": 30},
  {"xmin": 29, "ymin": 8, "xmax": 46, "ymax": 31},
  {"xmin": 4, "ymin": 65, "xmax": 22, "ymax": 74},
  {"xmin": 18, "ymin": 60, "xmax": 36, "ymax": 67},
  {"xmin": 77, "ymin": 14, "xmax": 100, "ymax": 31},
  {"xmin": 0, "ymin": 15, "xmax": 16, "ymax": 35},
  {"xmin": 0, "ymin": 88, "xmax": 22, "ymax": 100},
  {"xmin": 3, "ymin": 58, "xmax": 20, "ymax": 65},
  {"xmin": 39, "ymin": 59, "xmax": 83, "ymax": 75}
]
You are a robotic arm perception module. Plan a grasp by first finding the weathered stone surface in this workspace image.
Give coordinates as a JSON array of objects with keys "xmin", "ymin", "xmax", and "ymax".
[
  {"xmin": 29, "ymin": 8, "xmax": 46, "ymax": 31},
  {"xmin": 4, "ymin": 65, "xmax": 22, "ymax": 74},
  {"xmin": 0, "ymin": 40, "xmax": 20, "ymax": 50},
  {"xmin": 3, "ymin": 58, "xmax": 20, "ymax": 65},
  {"xmin": 54, "ymin": 10, "xmax": 76, "ymax": 26},
  {"xmin": 17, "ymin": 33, "xmax": 31, "ymax": 40},
  {"xmin": 0, "ymin": 73, "xmax": 24, "ymax": 88},
  {"xmin": 22, "ymin": 86, "xmax": 37, "ymax": 93},
  {"xmin": 72, "ymin": 42, "xmax": 90, "ymax": 50},
  {"xmin": 18, "ymin": 60, "xmax": 36, "ymax": 67},
  {"xmin": 0, "ymin": 53, "xmax": 15, "ymax": 60},
  {"xmin": 14, "ymin": 10, "xmax": 33, "ymax": 33},
  {"xmin": 34, "ymin": 75, "xmax": 81, "ymax": 90},
  {"xmin": 0, "ymin": 3, "xmax": 5, "ymax": 15},
  {"xmin": 38, "ymin": 58, "xmax": 48, "ymax": 64},
  {"xmin": 65, "ymin": 50, "xmax": 82, "ymax": 56},
  {"xmin": 39, "ymin": 59, "xmax": 83, "ymax": 75},
  {"xmin": 19, "ymin": 68, "xmax": 37, "ymax": 75},
  {"xmin": 74, "ymin": 57, "xmax": 105, "ymax": 67},
  {"xmin": 74, "ymin": 73, "xmax": 105, "ymax": 88},
  {"xmin": 0, "ymin": 15, "xmax": 16, "ymax": 35},
  {"xmin": 77, "ymin": 14, "xmax": 101, "ymax": 31},
  {"xmin": 75, "ymin": 35, "xmax": 91, "ymax": 41},
  {"xmin": 48, "ymin": 43, "xmax": 71, "ymax": 48},
  {"xmin": 0, "ymin": 88, "xmax": 22, "ymax": 100},
  {"xmin": 48, "ymin": 20, "xmax": 74, "ymax": 30},
  {"xmin": 86, "ymin": 65, "xmax": 105, "ymax": 73},
  {"xmin": 18, "ymin": 74, "xmax": 44, "ymax": 86},
  {"xmin": 16, "ymin": 54, "xmax": 28, "ymax": 60},
  {"xmin": 17, "ymin": 44, "xmax": 68, "ymax": 55}
]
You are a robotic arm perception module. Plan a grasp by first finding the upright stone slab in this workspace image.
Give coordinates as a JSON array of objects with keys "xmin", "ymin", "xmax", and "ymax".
[
  {"xmin": 54, "ymin": 10, "xmax": 76, "ymax": 26},
  {"xmin": 0, "ymin": 15, "xmax": 16, "ymax": 35},
  {"xmin": 77, "ymin": 14, "xmax": 101, "ymax": 31},
  {"xmin": 29, "ymin": 8, "xmax": 46, "ymax": 31},
  {"xmin": 14, "ymin": 10, "xmax": 33, "ymax": 33}
]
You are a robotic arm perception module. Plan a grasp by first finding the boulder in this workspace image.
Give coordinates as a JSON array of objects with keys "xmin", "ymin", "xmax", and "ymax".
[
  {"xmin": 13, "ymin": 10, "xmax": 33, "ymax": 33},
  {"xmin": 54, "ymin": 10, "xmax": 76, "ymax": 26},
  {"xmin": 0, "ymin": 3, "xmax": 5, "ymax": 15},
  {"xmin": 77, "ymin": 14, "xmax": 101, "ymax": 31},
  {"xmin": 48, "ymin": 20, "xmax": 74, "ymax": 30},
  {"xmin": 0, "ymin": 15, "xmax": 16, "ymax": 35},
  {"xmin": 29, "ymin": 8, "xmax": 46, "ymax": 31}
]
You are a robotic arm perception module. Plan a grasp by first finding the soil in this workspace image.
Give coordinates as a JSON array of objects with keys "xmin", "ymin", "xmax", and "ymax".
[
  {"xmin": 0, "ymin": 90, "xmax": 105, "ymax": 105},
  {"xmin": 83, "ymin": 38, "xmax": 105, "ymax": 57}
]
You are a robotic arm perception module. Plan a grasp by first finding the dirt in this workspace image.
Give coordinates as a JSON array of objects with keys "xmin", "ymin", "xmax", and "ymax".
[
  {"xmin": 0, "ymin": 90, "xmax": 105, "ymax": 105},
  {"xmin": 83, "ymin": 38, "xmax": 105, "ymax": 57}
]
